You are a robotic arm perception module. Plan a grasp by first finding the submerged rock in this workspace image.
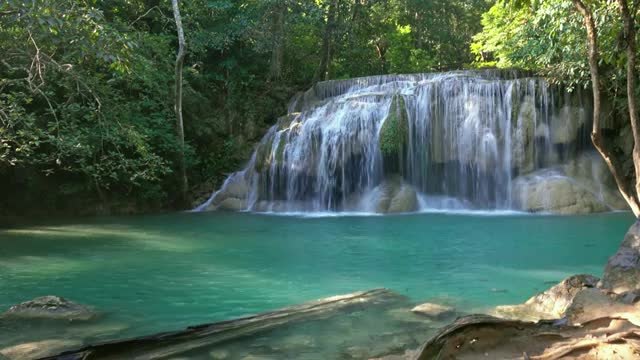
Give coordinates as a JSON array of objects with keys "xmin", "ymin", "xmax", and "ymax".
[
  {"xmin": 0, "ymin": 339, "xmax": 83, "ymax": 360},
  {"xmin": 2, "ymin": 296, "xmax": 95, "ymax": 321},
  {"xmin": 492, "ymin": 274, "xmax": 599, "ymax": 321},
  {"xmin": 411, "ymin": 303, "xmax": 454, "ymax": 319},
  {"xmin": 602, "ymin": 220, "xmax": 640, "ymax": 293}
]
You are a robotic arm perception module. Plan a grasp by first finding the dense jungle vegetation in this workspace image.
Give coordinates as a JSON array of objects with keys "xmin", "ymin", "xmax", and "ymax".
[{"xmin": 1, "ymin": 0, "xmax": 639, "ymax": 216}]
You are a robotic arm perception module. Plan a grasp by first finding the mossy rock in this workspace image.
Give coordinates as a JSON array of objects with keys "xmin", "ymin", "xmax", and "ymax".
[{"xmin": 379, "ymin": 95, "xmax": 408, "ymax": 157}]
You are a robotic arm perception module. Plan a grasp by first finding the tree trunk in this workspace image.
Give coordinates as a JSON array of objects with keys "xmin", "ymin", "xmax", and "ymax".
[
  {"xmin": 268, "ymin": 2, "xmax": 286, "ymax": 81},
  {"xmin": 313, "ymin": 0, "xmax": 338, "ymax": 83},
  {"xmin": 172, "ymin": 0, "xmax": 188, "ymax": 207},
  {"xmin": 617, "ymin": 0, "xmax": 640, "ymax": 217},
  {"xmin": 573, "ymin": 0, "xmax": 640, "ymax": 216}
]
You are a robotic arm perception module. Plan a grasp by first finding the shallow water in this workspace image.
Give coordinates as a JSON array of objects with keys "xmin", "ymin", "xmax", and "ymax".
[{"xmin": 0, "ymin": 211, "xmax": 634, "ymax": 358}]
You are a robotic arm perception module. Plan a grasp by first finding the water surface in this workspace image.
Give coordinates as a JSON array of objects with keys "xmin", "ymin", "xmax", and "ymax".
[{"xmin": 0, "ymin": 211, "xmax": 634, "ymax": 358}]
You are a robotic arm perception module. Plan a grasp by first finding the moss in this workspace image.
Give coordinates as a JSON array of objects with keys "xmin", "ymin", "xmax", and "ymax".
[{"xmin": 379, "ymin": 94, "xmax": 408, "ymax": 157}]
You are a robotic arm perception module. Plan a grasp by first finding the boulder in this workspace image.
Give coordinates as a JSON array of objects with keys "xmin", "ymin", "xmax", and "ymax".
[
  {"xmin": 563, "ymin": 288, "xmax": 621, "ymax": 325},
  {"xmin": 218, "ymin": 197, "xmax": 248, "ymax": 211},
  {"xmin": 367, "ymin": 177, "xmax": 418, "ymax": 214},
  {"xmin": 602, "ymin": 221, "xmax": 640, "ymax": 293},
  {"xmin": 411, "ymin": 303, "xmax": 454, "ymax": 319},
  {"xmin": 512, "ymin": 171, "xmax": 610, "ymax": 214},
  {"xmin": 1, "ymin": 339, "xmax": 83, "ymax": 360},
  {"xmin": 1, "ymin": 296, "xmax": 95, "ymax": 321},
  {"xmin": 492, "ymin": 274, "xmax": 599, "ymax": 321},
  {"xmin": 205, "ymin": 172, "xmax": 250, "ymax": 211}
]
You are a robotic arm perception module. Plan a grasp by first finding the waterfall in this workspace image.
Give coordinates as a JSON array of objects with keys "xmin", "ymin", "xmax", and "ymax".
[{"xmin": 198, "ymin": 70, "xmax": 628, "ymax": 214}]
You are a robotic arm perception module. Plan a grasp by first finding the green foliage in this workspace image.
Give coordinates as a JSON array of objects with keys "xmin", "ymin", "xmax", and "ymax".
[
  {"xmin": 1, "ymin": 0, "xmax": 491, "ymax": 215},
  {"xmin": 471, "ymin": 0, "xmax": 629, "ymax": 90}
]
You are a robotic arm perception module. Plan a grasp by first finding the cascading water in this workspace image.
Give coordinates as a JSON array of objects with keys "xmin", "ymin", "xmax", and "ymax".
[{"xmin": 198, "ymin": 70, "xmax": 628, "ymax": 214}]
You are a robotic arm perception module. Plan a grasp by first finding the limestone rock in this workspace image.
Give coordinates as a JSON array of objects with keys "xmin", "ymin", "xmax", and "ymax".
[
  {"xmin": 602, "ymin": 221, "xmax": 640, "ymax": 293},
  {"xmin": 2, "ymin": 296, "xmax": 95, "ymax": 321},
  {"xmin": 368, "ymin": 177, "xmax": 418, "ymax": 214},
  {"xmin": 218, "ymin": 197, "xmax": 248, "ymax": 211},
  {"xmin": 1, "ymin": 339, "xmax": 83, "ymax": 360},
  {"xmin": 564, "ymin": 288, "xmax": 622, "ymax": 325},
  {"xmin": 512, "ymin": 171, "xmax": 610, "ymax": 214},
  {"xmin": 205, "ymin": 172, "xmax": 250, "ymax": 211},
  {"xmin": 411, "ymin": 303, "xmax": 454, "ymax": 318},
  {"xmin": 492, "ymin": 274, "xmax": 599, "ymax": 321},
  {"xmin": 388, "ymin": 184, "xmax": 418, "ymax": 213}
]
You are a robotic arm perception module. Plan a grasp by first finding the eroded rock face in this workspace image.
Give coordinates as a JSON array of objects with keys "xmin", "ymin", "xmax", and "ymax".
[
  {"xmin": 492, "ymin": 274, "xmax": 599, "ymax": 321},
  {"xmin": 602, "ymin": 221, "xmax": 640, "ymax": 293},
  {"xmin": 2, "ymin": 296, "xmax": 95, "ymax": 321}
]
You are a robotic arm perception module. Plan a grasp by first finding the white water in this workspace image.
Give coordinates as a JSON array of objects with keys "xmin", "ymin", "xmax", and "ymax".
[{"xmin": 199, "ymin": 71, "xmax": 613, "ymax": 214}]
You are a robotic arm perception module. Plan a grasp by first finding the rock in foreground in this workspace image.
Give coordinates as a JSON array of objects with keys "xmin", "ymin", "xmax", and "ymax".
[
  {"xmin": 492, "ymin": 274, "xmax": 599, "ymax": 321},
  {"xmin": 415, "ymin": 314, "xmax": 640, "ymax": 360},
  {"xmin": 2, "ymin": 296, "xmax": 95, "ymax": 321},
  {"xmin": 602, "ymin": 220, "xmax": 640, "ymax": 293}
]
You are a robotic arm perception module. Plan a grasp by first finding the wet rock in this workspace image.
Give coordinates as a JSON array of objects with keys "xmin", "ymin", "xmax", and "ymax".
[
  {"xmin": 205, "ymin": 172, "xmax": 250, "ymax": 211},
  {"xmin": 2, "ymin": 296, "xmax": 95, "ymax": 321},
  {"xmin": 209, "ymin": 349, "xmax": 230, "ymax": 360},
  {"xmin": 1, "ymin": 339, "xmax": 83, "ymax": 360},
  {"xmin": 602, "ymin": 221, "xmax": 640, "ymax": 293},
  {"xmin": 218, "ymin": 197, "xmax": 248, "ymax": 211},
  {"xmin": 369, "ymin": 177, "xmax": 418, "ymax": 214},
  {"xmin": 512, "ymin": 171, "xmax": 610, "ymax": 214},
  {"xmin": 411, "ymin": 303, "xmax": 454, "ymax": 319},
  {"xmin": 492, "ymin": 274, "xmax": 599, "ymax": 321}
]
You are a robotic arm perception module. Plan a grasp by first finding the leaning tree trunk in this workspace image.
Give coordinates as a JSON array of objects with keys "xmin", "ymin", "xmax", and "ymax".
[
  {"xmin": 617, "ymin": 0, "xmax": 640, "ymax": 217},
  {"xmin": 172, "ymin": 0, "xmax": 188, "ymax": 206},
  {"xmin": 313, "ymin": 0, "xmax": 338, "ymax": 83},
  {"xmin": 573, "ymin": 0, "xmax": 640, "ymax": 216}
]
